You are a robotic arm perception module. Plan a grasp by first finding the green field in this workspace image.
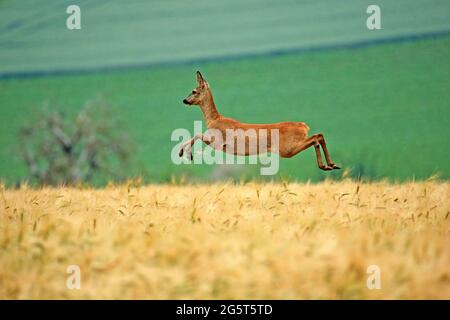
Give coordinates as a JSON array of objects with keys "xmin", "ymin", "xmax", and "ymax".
[
  {"xmin": 1, "ymin": 36, "xmax": 449, "ymax": 184},
  {"xmin": 0, "ymin": 0, "xmax": 449, "ymax": 184}
]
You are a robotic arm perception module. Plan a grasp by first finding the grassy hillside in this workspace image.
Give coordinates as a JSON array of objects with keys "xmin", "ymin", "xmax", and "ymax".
[
  {"xmin": 1, "ymin": 181, "xmax": 448, "ymax": 299},
  {"xmin": 1, "ymin": 36, "xmax": 449, "ymax": 184}
]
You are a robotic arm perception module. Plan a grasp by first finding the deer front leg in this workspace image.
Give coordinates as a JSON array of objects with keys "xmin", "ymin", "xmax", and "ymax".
[{"xmin": 178, "ymin": 133, "xmax": 212, "ymax": 160}]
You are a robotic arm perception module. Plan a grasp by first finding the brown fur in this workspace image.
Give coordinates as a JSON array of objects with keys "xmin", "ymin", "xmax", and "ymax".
[{"xmin": 180, "ymin": 71, "xmax": 340, "ymax": 171}]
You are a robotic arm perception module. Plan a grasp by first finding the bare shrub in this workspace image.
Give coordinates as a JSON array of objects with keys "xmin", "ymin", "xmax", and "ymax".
[{"xmin": 18, "ymin": 98, "xmax": 133, "ymax": 186}]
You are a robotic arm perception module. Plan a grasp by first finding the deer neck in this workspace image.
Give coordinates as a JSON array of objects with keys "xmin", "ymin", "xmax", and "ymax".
[{"xmin": 199, "ymin": 90, "xmax": 220, "ymax": 125}]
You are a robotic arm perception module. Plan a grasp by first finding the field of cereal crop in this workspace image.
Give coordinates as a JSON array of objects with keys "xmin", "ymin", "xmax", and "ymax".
[{"xmin": 0, "ymin": 180, "xmax": 448, "ymax": 299}]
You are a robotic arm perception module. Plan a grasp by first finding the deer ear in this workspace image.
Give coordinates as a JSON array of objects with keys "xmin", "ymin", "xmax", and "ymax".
[{"xmin": 196, "ymin": 71, "xmax": 205, "ymax": 85}]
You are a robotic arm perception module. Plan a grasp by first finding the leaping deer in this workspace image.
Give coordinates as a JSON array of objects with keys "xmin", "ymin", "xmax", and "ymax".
[{"xmin": 179, "ymin": 71, "xmax": 340, "ymax": 171}]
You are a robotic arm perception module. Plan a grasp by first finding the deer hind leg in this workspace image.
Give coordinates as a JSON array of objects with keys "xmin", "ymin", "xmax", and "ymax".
[
  {"xmin": 316, "ymin": 133, "xmax": 340, "ymax": 170},
  {"xmin": 286, "ymin": 134, "xmax": 332, "ymax": 171}
]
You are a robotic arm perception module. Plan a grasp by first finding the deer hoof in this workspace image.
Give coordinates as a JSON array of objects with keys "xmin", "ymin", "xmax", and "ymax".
[
  {"xmin": 330, "ymin": 164, "xmax": 341, "ymax": 170},
  {"xmin": 179, "ymin": 149, "xmax": 184, "ymax": 157},
  {"xmin": 320, "ymin": 165, "xmax": 332, "ymax": 171}
]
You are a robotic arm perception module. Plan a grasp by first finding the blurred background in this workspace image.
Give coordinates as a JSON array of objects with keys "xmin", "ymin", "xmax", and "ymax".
[{"xmin": 0, "ymin": 0, "xmax": 449, "ymax": 185}]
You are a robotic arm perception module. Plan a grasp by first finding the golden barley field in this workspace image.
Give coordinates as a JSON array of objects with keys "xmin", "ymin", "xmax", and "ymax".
[{"xmin": 0, "ymin": 180, "xmax": 449, "ymax": 299}]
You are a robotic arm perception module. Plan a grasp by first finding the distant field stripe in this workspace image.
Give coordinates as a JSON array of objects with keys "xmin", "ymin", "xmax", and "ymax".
[{"xmin": 1, "ymin": 29, "xmax": 449, "ymax": 80}]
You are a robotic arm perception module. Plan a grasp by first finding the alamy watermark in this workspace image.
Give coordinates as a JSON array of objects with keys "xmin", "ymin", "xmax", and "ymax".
[
  {"xmin": 366, "ymin": 265, "xmax": 382, "ymax": 290},
  {"xmin": 171, "ymin": 121, "xmax": 280, "ymax": 175},
  {"xmin": 66, "ymin": 265, "xmax": 81, "ymax": 290},
  {"xmin": 366, "ymin": 5, "xmax": 381, "ymax": 30},
  {"xmin": 66, "ymin": 5, "xmax": 81, "ymax": 30}
]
